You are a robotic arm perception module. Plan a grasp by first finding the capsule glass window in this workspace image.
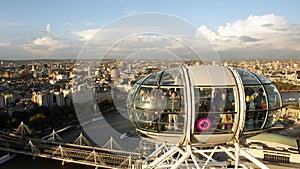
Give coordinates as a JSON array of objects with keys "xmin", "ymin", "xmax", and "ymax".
[
  {"xmin": 194, "ymin": 87, "xmax": 236, "ymax": 134},
  {"xmin": 244, "ymin": 86, "xmax": 267, "ymax": 131},
  {"xmin": 155, "ymin": 87, "xmax": 185, "ymax": 133},
  {"xmin": 160, "ymin": 68, "xmax": 184, "ymax": 86},
  {"xmin": 236, "ymin": 68, "xmax": 261, "ymax": 85},
  {"xmin": 264, "ymin": 109, "xmax": 281, "ymax": 129},
  {"xmin": 133, "ymin": 86, "xmax": 157, "ymax": 131},
  {"xmin": 264, "ymin": 84, "xmax": 281, "ymax": 109}
]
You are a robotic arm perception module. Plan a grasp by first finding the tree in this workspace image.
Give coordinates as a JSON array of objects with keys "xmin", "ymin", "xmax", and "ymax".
[
  {"xmin": 98, "ymin": 98, "xmax": 115, "ymax": 111},
  {"xmin": 49, "ymin": 108, "xmax": 62, "ymax": 127},
  {"xmin": 274, "ymin": 82, "xmax": 300, "ymax": 92},
  {"xmin": 29, "ymin": 113, "xmax": 48, "ymax": 131},
  {"xmin": 12, "ymin": 111, "xmax": 26, "ymax": 122},
  {"xmin": 0, "ymin": 115, "xmax": 10, "ymax": 130},
  {"xmin": 27, "ymin": 106, "xmax": 50, "ymax": 117}
]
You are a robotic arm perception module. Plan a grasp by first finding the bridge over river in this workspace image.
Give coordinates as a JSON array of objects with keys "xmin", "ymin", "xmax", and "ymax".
[{"xmin": 0, "ymin": 123, "xmax": 143, "ymax": 169}]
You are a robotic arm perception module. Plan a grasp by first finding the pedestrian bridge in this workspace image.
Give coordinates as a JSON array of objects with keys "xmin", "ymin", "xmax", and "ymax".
[{"xmin": 0, "ymin": 124, "xmax": 142, "ymax": 169}]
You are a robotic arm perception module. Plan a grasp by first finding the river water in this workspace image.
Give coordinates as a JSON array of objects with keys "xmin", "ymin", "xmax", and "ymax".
[
  {"xmin": 281, "ymin": 91, "xmax": 300, "ymax": 104},
  {"xmin": 1, "ymin": 154, "xmax": 94, "ymax": 169},
  {"xmin": 1, "ymin": 92, "xmax": 299, "ymax": 169}
]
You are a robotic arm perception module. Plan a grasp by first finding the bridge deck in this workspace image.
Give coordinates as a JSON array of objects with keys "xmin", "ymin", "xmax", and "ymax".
[{"xmin": 0, "ymin": 131, "xmax": 142, "ymax": 169}]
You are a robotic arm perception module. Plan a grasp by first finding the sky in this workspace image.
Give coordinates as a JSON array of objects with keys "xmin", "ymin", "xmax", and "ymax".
[{"xmin": 1, "ymin": 0, "xmax": 300, "ymax": 60}]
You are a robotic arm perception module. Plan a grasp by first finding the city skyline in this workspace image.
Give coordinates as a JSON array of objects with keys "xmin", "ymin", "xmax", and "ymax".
[{"xmin": 1, "ymin": 0, "xmax": 300, "ymax": 60}]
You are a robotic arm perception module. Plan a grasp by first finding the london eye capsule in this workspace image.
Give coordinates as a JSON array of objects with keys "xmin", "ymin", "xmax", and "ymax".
[{"xmin": 126, "ymin": 65, "xmax": 282, "ymax": 146}]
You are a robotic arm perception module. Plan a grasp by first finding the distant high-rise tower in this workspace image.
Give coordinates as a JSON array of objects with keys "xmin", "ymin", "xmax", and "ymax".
[
  {"xmin": 274, "ymin": 61, "xmax": 279, "ymax": 70},
  {"xmin": 290, "ymin": 57, "xmax": 295, "ymax": 68},
  {"xmin": 111, "ymin": 69, "xmax": 119, "ymax": 83},
  {"xmin": 87, "ymin": 66, "xmax": 91, "ymax": 78}
]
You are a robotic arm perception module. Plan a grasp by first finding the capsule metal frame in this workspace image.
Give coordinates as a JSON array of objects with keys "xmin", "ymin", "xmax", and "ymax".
[{"xmin": 126, "ymin": 65, "xmax": 282, "ymax": 146}]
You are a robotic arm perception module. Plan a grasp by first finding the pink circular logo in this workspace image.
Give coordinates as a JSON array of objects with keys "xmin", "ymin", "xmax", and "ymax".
[{"xmin": 196, "ymin": 118, "xmax": 212, "ymax": 131}]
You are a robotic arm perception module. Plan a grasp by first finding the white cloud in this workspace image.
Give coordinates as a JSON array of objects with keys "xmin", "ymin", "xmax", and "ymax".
[
  {"xmin": 73, "ymin": 29, "xmax": 99, "ymax": 41},
  {"xmin": 1, "ymin": 14, "xmax": 299, "ymax": 60},
  {"xmin": 22, "ymin": 35, "xmax": 78, "ymax": 54},
  {"xmin": 0, "ymin": 42, "xmax": 8, "ymax": 47},
  {"xmin": 197, "ymin": 14, "xmax": 300, "ymax": 52},
  {"xmin": 21, "ymin": 38, "xmax": 80, "ymax": 57},
  {"xmin": 46, "ymin": 24, "xmax": 51, "ymax": 32},
  {"xmin": 33, "ymin": 36, "xmax": 58, "ymax": 46},
  {"xmin": 0, "ymin": 24, "xmax": 82, "ymax": 59}
]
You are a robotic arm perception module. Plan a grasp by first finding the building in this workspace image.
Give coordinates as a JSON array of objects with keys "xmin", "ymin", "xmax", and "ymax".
[
  {"xmin": 72, "ymin": 90, "xmax": 94, "ymax": 105},
  {"xmin": 31, "ymin": 91, "xmax": 54, "ymax": 107},
  {"xmin": 53, "ymin": 91, "xmax": 65, "ymax": 107},
  {"xmin": 95, "ymin": 90, "xmax": 111, "ymax": 102},
  {"xmin": 245, "ymin": 132, "xmax": 300, "ymax": 165},
  {"xmin": 0, "ymin": 95, "xmax": 4, "ymax": 109},
  {"xmin": 4, "ymin": 93, "xmax": 16, "ymax": 106}
]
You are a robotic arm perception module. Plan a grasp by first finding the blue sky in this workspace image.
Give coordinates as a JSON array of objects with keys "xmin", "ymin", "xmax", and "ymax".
[{"xmin": 1, "ymin": 0, "xmax": 300, "ymax": 60}]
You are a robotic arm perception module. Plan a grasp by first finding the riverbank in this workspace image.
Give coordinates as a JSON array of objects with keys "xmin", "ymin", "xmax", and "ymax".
[{"xmin": 280, "ymin": 90, "xmax": 300, "ymax": 93}]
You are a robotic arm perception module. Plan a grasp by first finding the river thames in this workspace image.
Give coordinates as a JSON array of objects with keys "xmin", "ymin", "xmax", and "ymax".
[
  {"xmin": 281, "ymin": 91, "xmax": 300, "ymax": 105},
  {"xmin": 2, "ymin": 155, "xmax": 94, "ymax": 169}
]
